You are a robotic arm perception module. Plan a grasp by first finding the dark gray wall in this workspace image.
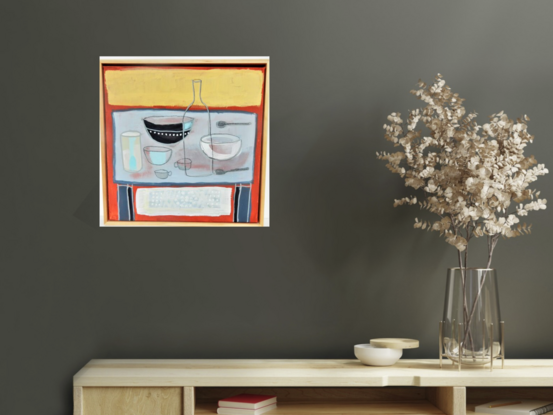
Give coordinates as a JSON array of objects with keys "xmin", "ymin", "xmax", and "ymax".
[{"xmin": 2, "ymin": 1, "xmax": 553, "ymax": 414}]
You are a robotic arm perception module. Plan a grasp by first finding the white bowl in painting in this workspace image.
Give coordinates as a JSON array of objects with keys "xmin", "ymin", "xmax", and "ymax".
[
  {"xmin": 200, "ymin": 134, "xmax": 242, "ymax": 161},
  {"xmin": 354, "ymin": 344, "xmax": 403, "ymax": 366}
]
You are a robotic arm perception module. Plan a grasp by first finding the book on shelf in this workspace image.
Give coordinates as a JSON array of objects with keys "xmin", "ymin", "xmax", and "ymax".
[
  {"xmin": 475, "ymin": 400, "xmax": 553, "ymax": 415},
  {"xmin": 216, "ymin": 403, "xmax": 277, "ymax": 415},
  {"xmin": 217, "ymin": 394, "xmax": 277, "ymax": 415},
  {"xmin": 218, "ymin": 394, "xmax": 277, "ymax": 410}
]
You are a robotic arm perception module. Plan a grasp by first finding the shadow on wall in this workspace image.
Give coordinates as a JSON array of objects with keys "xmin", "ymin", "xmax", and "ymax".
[{"xmin": 74, "ymin": 184, "xmax": 100, "ymax": 228}]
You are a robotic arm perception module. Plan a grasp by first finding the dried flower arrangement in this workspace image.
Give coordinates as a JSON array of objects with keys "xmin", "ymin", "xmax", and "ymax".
[{"xmin": 378, "ymin": 74, "xmax": 548, "ymax": 270}]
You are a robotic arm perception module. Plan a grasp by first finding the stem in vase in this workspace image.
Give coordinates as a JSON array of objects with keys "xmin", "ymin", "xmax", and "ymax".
[{"xmin": 461, "ymin": 235, "xmax": 500, "ymax": 355}]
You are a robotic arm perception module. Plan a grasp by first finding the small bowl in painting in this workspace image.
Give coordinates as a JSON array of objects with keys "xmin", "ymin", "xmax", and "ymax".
[{"xmin": 143, "ymin": 146, "xmax": 172, "ymax": 165}]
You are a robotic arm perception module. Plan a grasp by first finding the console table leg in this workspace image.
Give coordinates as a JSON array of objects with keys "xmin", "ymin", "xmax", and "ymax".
[
  {"xmin": 73, "ymin": 387, "xmax": 83, "ymax": 415},
  {"xmin": 184, "ymin": 387, "xmax": 195, "ymax": 415},
  {"xmin": 427, "ymin": 386, "xmax": 466, "ymax": 415}
]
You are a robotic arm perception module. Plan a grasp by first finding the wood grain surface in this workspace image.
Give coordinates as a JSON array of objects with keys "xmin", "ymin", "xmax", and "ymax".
[
  {"xmin": 73, "ymin": 359, "xmax": 553, "ymax": 387},
  {"xmin": 184, "ymin": 386, "xmax": 195, "ymax": 415},
  {"xmin": 82, "ymin": 387, "xmax": 182, "ymax": 415},
  {"xmin": 73, "ymin": 387, "xmax": 83, "ymax": 415},
  {"xmin": 427, "ymin": 387, "xmax": 466, "ymax": 415}
]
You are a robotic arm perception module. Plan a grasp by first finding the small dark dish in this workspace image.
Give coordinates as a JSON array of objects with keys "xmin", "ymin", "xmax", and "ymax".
[{"xmin": 143, "ymin": 116, "xmax": 194, "ymax": 144}]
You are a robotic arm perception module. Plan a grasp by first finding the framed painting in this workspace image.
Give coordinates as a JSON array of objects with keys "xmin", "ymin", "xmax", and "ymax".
[{"xmin": 100, "ymin": 57, "xmax": 269, "ymax": 226}]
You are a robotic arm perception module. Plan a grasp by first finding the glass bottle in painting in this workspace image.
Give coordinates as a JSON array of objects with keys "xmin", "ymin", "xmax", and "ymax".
[
  {"xmin": 181, "ymin": 79, "xmax": 213, "ymax": 177},
  {"xmin": 121, "ymin": 131, "xmax": 142, "ymax": 173}
]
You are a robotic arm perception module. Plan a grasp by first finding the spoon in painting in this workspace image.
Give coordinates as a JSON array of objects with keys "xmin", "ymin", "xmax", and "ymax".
[
  {"xmin": 215, "ymin": 167, "xmax": 250, "ymax": 175},
  {"xmin": 216, "ymin": 121, "xmax": 251, "ymax": 128}
]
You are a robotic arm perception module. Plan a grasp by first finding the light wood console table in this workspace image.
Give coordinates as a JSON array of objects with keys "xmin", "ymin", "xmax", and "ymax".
[{"xmin": 73, "ymin": 359, "xmax": 553, "ymax": 415}]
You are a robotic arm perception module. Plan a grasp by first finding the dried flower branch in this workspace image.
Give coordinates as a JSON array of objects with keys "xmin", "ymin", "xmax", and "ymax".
[{"xmin": 377, "ymin": 74, "xmax": 548, "ymax": 268}]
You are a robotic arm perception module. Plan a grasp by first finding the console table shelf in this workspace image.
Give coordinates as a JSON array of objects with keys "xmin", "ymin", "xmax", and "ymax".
[
  {"xmin": 195, "ymin": 402, "xmax": 444, "ymax": 415},
  {"xmin": 73, "ymin": 359, "xmax": 553, "ymax": 415}
]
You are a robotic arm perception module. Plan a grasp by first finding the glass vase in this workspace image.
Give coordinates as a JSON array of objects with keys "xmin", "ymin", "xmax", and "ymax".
[{"xmin": 441, "ymin": 268, "xmax": 503, "ymax": 366}]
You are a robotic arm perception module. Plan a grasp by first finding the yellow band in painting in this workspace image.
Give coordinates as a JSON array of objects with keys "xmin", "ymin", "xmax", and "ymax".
[{"xmin": 105, "ymin": 68, "xmax": 264, "ymax": 108}]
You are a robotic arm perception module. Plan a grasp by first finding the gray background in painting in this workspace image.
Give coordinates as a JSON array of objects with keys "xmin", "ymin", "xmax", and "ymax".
[
  {"xmin": 2, "ymin": 1, "xmax": 553, "ymax": 414},
  {"xmin": 113, "ymin": 110, "xmax": 257, "ymax": 185}
]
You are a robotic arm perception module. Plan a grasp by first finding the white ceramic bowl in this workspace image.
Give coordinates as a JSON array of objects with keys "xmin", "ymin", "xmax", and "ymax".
[{"xmin": 354, "ymin": 344, "xmax": 403, "ymax": 366}]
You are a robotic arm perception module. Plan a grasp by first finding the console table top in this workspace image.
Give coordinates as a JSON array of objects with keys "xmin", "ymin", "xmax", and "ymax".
[{"xmin": 73, "ymin": 359, "xmax": 553, "ymax": 387}]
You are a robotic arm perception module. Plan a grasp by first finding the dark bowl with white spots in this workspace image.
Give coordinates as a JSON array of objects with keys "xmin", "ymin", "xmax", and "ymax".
[{"xmin": 143, "ymin": 116, "xmax": 194, "ymax": 144}]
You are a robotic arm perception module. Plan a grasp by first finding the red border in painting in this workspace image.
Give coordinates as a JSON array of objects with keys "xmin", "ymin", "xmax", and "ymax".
[{"xmin": 102, "ymin": 65, "xmax": 266, "ymax": 223}]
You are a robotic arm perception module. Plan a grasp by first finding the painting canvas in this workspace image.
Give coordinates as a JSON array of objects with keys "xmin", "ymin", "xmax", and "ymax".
[{"xmin": 100, "ymin": 57, "xmax": 269, "ymax": 226}]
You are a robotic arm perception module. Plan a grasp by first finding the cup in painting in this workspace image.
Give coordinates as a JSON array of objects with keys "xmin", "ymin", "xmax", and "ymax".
[
  {"xmin": 155, "ymin": 169, "xmax": 172, "ymax": 179},
  {"xmin": 174, "ymin": 158, "xmax": 192, "ymax": 171}
]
